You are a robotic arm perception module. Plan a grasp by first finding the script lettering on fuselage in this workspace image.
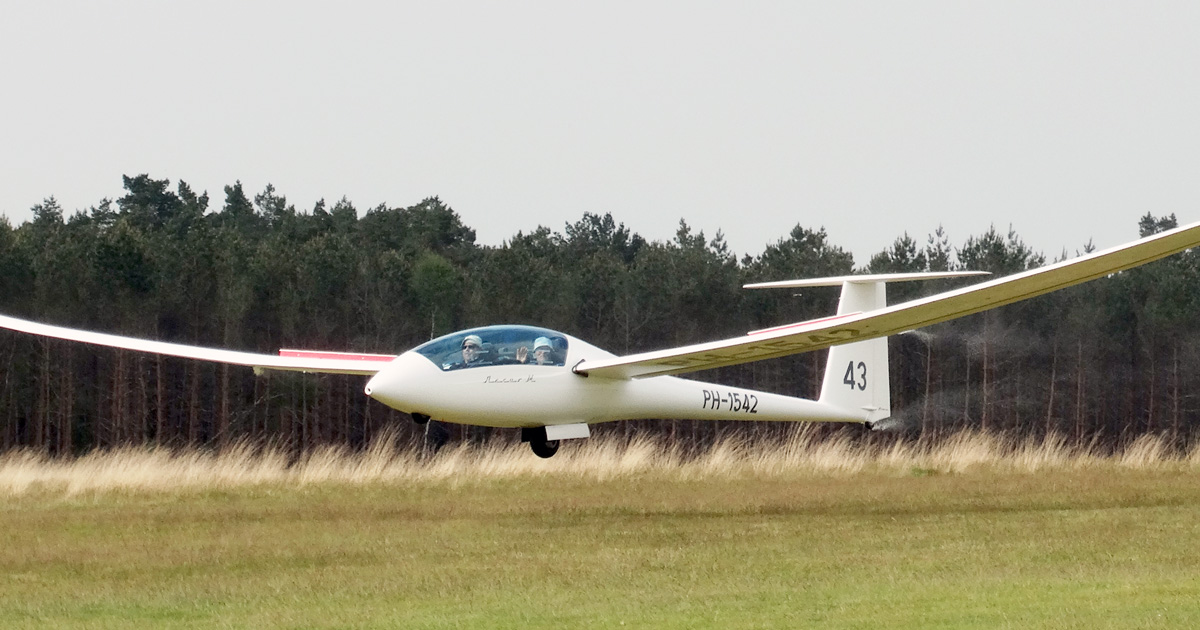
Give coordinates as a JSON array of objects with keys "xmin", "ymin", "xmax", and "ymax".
[
  {"xmin": 483, "ymin": 375, "xmax": 536, "ymax": 384},
  {"xmin": 700, "ymin": 388, "xmax": 759, "ymax": 414}
]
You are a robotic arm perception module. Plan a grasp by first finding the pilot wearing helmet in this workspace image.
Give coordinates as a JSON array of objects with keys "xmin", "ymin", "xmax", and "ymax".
[{"xmin": 517, "ymin": 336, "xmax": 557, "ymax": 366}]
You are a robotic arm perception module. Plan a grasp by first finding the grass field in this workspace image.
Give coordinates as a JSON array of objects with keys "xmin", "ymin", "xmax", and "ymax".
[{"xmin": 3, "ymin": 431, "xmax": 1200, "ymax": 628}]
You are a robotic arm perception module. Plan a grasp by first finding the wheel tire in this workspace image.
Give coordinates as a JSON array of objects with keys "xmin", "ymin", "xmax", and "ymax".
[{"xmin": 529, "ymin": 439, "xmax": 560, "ymax": 459}]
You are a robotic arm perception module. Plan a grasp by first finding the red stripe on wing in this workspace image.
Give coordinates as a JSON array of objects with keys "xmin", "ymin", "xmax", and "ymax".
[{"xmin": 278, "ymin": 349, "xmax": 398, "ymax": 362}]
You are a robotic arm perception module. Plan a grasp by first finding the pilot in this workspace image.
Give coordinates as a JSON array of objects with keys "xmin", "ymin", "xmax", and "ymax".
[
  {"xmin": 462, "ymin": 334, "xmax": 484, "ymax": 362},
  {"xmin": 445, "ymin": 334, "xmax": 484, "ymax": 370},
  {"xmin": 517, "ymin": 336, "xmax": 556, "ymax": 366}
]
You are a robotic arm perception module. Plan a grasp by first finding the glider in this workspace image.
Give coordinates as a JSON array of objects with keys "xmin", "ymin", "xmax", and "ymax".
[{"xmin": 2, "ymin": 221, "xmax": 1198, "ymax": 457}]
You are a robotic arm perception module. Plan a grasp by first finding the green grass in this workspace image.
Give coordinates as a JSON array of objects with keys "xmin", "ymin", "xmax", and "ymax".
[{"xmin": 3, "ymin": 465, "xmax": 1200, "ymax": 628}]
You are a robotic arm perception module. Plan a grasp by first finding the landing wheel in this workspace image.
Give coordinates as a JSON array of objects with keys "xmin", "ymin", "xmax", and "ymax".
[
  {"xmin": 521, "ymin": 427, "xmax": 561, "ymax": 459},
  {"xmin": 529, "ymin": 439, "xmax": 560, "ymax": 459}
]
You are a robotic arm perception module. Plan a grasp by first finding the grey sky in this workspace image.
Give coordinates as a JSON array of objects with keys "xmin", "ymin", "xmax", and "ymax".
[{"xmin": 3, "ymin": 1, "xmax": 1198, "ymax": 264}]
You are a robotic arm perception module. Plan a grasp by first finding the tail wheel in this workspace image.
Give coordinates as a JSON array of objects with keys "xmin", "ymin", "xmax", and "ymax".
[{"xmin": 529, "ymin": 439, "xmax": 560, "ymax": 459}]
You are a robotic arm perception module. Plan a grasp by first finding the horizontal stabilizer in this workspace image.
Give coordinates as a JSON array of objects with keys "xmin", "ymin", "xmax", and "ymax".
[{"xmin": 743, "ymin": 271, "xmax": 989, "ymax": 290}]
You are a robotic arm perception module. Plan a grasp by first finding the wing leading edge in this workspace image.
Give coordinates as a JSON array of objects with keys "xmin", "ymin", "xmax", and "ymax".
[
  {"xmin": 575, "ymin": 220, "xmax": 1200, "ymax": 380},
  {"xmin": 0, "ymin": 314, "xmax": 393, "ymax": 375}
]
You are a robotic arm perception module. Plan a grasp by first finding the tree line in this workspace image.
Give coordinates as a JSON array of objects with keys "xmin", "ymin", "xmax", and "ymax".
[{"xmin": 0, "ymin": 174, "xmax": 1196, "ymax": 454}]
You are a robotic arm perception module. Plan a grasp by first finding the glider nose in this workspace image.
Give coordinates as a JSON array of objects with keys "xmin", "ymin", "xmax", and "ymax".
[{"xmin": 364, "ymin": 352, "xmax": 432, "ymax": 411}]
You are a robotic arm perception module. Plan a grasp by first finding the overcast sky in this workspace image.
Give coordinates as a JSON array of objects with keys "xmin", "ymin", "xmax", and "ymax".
[{"xmin": 2, "ymin": 1, "xmax": 1198, "ymax": 264}]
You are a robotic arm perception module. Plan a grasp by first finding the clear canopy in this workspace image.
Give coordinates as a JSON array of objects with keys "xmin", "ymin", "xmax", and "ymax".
[{"xmin": 412, "ymin": 325, "xmax": 569, "ymax": 371}]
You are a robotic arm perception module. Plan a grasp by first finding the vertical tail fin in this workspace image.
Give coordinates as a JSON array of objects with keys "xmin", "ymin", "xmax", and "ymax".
[{"xmin": 818, "ymin": 280, "xmax": 890, "ymax": 422}]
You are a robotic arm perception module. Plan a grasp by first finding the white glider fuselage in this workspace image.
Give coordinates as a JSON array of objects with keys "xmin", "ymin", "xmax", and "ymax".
[{"xmin": 364, "ymin": 331, "xmax": 862, "ymax": 429}]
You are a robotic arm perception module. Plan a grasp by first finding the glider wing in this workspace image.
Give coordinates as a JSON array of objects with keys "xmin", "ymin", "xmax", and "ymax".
[
  {"xmin": 575, "ymin": 220, "xmax": 1200, "ymax": 379},
  {"xmin": 0, "ymin": 314, "xmax": 394, "ymax": 375}
]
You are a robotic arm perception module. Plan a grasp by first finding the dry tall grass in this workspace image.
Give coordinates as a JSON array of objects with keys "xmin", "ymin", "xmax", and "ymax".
[{"xmin": 3, "ymin": 427, "xmax": 1199, "ymax": 497}]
